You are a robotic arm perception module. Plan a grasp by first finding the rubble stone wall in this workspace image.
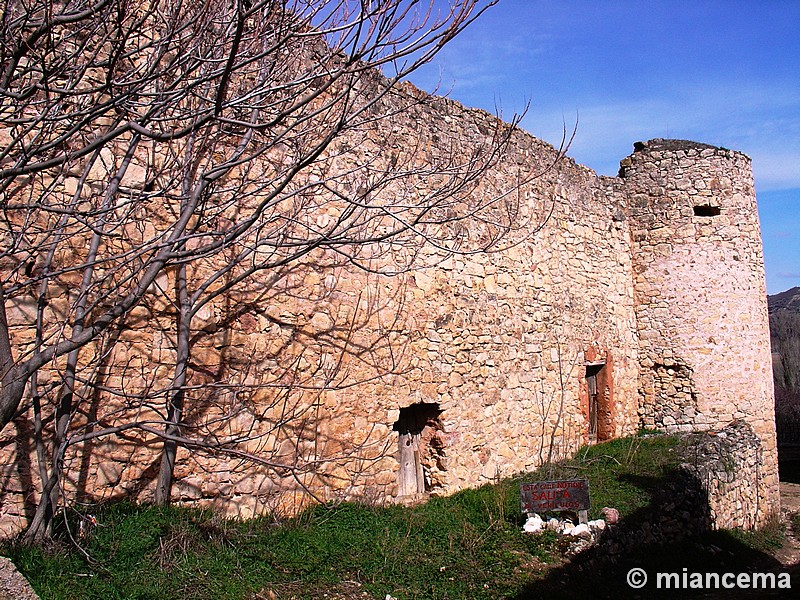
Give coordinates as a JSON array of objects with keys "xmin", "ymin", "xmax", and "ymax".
[
  {"xmin": 0, "ymin": 88, "xmax": 778, "ymax": 534},
  {"xmin": 681, "ymin": 421, "xmax": 768, "ymax": 530},
  {"xmin": 585, "ymin": 423, "xmax": 768, "ymax": 562}
]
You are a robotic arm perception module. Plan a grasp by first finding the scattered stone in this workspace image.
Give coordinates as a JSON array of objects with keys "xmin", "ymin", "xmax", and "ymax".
[
  {"xmin": 568, "ymin": 523, "xmax": 591, "ymax": 537},
  {"xmin": 601, "ymin": 507, "xmax": 620, "ymax": 524},
  {"xmin": 523, "ymin": 514, "xmax": 544, "ymax": 533},
  {"xmin": 522, "ymin": 512, "xmax": 612, "ymax": 552},
  {"xmin": 565, "ymin": 536, "xmax": 595, "ymax": 558},
  {"xmin": 588, "ymin": 519, "xmax": 606, "ymax": 534}
]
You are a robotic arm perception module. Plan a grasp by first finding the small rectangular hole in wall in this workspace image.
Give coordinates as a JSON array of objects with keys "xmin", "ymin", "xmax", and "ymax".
[{"xmin": 693, "ymin": 205, "xmax": 721, "ymax": 217}]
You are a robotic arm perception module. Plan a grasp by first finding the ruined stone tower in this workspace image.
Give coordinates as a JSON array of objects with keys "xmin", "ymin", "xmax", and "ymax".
[{"xmin": 620, "ymin": 139, "xmax": 779, "ymax": 524}]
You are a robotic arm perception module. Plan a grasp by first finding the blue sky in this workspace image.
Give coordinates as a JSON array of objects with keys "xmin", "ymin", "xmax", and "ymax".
[{"xmin": 406, "ymin": 0, "xmax": 800, "ymax": 294}]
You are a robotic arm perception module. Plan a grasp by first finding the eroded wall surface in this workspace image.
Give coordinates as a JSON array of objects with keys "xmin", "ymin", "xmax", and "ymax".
[
  {"xmin": 682, "ymin": 421, "xmax": 769, "ymax": 531},
  {"xmin": 0, "ymin": 93, "xmax": 777, "ymax": 533}
]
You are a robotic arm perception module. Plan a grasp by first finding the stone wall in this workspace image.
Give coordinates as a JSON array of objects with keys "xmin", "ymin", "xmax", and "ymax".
[
  {"xmin": 0, "ymin": 88, "xmax": 777, "ymax": 533},
  {"xmin": 681, "ymin": 421, "xmax": 768, "ymax": 530},
  {"xmin": 0, "ymin": 85, "xmax": 641, "ymax": 534},
  {"xmin": 394, "ymin": 147, "xmax": 642, "ymax": 491}
]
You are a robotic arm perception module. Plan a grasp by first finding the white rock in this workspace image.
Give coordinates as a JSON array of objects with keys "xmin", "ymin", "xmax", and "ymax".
[
  {"xmin": 523, "ymin": 515, "xmax": 544, "ymax": 533},
  {"xmin": 560, "ymin": 520, "xmax": 575, "ymax": 534},
  {"xmin": 588, "ymin": 519, "xmax": 606, "ymax": 533},
  {"xmin": 569, "ymin": 523, "xmax": 591, "ymax": 536},
  {"xmin": 546, "ymin": 518, "xmax": 560, "ymax": 531}
]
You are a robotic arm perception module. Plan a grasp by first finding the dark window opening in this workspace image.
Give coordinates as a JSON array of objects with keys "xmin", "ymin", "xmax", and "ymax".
[
  {"xmin": 393, "ymin": 403, "xmax": 443, "ymax": 496},
  {"xmin": 693, "ymin": 205, "xmax": 721, "ymax": 217}
]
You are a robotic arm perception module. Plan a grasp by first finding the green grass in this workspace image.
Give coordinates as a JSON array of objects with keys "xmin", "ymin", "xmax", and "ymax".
[
  {"xmin": 2, "ymin": 433, "xmax": 780, "ymax": 600},
  {"xmin": 531, "ymin": 432, "xmax": 686, "ymax": 519},
  {"xmin": 8, "ymin": 497, "xmax": 555, "ymax": 600},
  {"xmin": 726, "ymin": 512, "xmax": 785, "ymax": 554}
]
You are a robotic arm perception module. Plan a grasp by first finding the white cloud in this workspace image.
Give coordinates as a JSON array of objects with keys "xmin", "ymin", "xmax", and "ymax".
[{"xmin": 515, "ymin": 85, "xmax": 800, "ymax": 190}]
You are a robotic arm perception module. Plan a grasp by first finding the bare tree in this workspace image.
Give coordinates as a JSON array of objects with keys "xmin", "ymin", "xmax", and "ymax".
[{"xmin": 1, "ymin": 0, "xmax": 563, "ymax": 540}]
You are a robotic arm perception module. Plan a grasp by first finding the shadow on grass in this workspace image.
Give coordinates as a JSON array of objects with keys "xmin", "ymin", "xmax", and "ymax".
[
  {"xmin": 513, "ymin": 468, "xmax": 798, "ymax": 599},
  {"xmin": 778, "ymin": 448, "xmax": 800, "ymax": 484}
]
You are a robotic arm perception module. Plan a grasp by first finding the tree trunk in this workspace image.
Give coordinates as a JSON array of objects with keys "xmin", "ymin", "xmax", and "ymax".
[
  {"xmin": 0, "ymin": 284, "xmax": 25, "ymax": 427},
  {"xmin": 154, "ymin": 261, "xmax": 191, "ymax": 506},
  {"xmin": 24, "ymin": 140, "xmax": 139, "ymax": 541}
]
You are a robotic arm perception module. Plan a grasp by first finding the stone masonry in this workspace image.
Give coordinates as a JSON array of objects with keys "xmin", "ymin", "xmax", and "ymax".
[
  {"xmin": 681, "ymin": 421, "xmax": 769, "ymax": 531},
  {"xmin": 0, "ymin": 82, "xmax": 778, "ymax": 535},
  {"xmin": 621, "ymin": 139, "xmax": 778, "ymax": 520}
]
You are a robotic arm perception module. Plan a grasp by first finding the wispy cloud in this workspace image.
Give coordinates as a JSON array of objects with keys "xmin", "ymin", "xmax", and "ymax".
[
  {"xmin": 514, "ymin": 84, "xmax": 800, "ymax": 190},
  {"xmin": 411, "ymin": 24, "xmax": 554, "ymax": 99}
]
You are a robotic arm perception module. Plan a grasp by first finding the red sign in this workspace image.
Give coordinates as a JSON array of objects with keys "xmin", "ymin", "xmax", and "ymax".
[{"xmin": 520, "ymin": 479, "xmax": 590, "ymax": 513}]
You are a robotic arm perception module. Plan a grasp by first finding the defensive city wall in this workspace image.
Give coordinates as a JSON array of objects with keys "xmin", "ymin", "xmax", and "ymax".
[{"xmin": 0, "ymin": 80, "xmax": 778, "ymax": 535}]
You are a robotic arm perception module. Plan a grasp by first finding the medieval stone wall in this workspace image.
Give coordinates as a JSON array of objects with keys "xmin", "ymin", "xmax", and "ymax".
[
  {"xmin": 0, "ymin": 87, "xmax": 778, "ymax": 534},
  {"xmin": 383, "ymin": 125, "xmax": 642, "ymax": 492}
]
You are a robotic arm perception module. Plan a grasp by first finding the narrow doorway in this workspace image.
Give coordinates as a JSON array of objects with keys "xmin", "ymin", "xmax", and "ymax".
[
  {"xmin": 585, "ymin": 360, "xmax": 612, "ymax": 443},
  {"xmin": 586, "ymin": 364, "xmax": 602, "ymax": 443},
  {"xmin": 393, "ymin": 403, "xmax": 442, "ymax": 496}
]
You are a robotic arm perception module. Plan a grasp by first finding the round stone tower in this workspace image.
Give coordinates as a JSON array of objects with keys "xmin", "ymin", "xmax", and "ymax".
[{"xmin": 620, "ymin": 138, "xmax": 778, "ymax": 524}]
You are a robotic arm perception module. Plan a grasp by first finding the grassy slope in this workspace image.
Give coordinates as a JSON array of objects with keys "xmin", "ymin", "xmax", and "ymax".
[{"xmin": 3, "ymin": 434, "xmax": 782, "ymax": 599}]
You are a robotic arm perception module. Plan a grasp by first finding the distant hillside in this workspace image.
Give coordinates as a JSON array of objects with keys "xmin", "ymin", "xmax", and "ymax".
[
  {"xmin": 768, "ymin": 286, "xmax": 800, "ymax": 314},
  {"xmin": 768, "ymin": 288, "xmax": 800, "ymax": 444}
]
